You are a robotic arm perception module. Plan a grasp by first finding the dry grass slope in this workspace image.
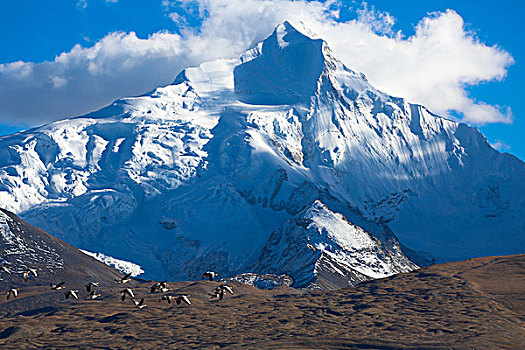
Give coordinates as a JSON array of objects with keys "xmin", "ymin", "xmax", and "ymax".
[{"xmin": 0, "ymin": 254, "xmax": 523, "ymax": 349}]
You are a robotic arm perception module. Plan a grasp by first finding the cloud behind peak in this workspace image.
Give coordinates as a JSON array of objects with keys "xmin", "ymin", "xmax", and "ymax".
[{"xmin": 0, "ymin": 1, "xmax": 514, "ymax": 126}]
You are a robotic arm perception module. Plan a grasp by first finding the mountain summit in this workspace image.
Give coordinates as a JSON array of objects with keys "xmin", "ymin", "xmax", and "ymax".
[
  {"xmin": 0, "ymin": 22, "xmax": 523, "ymax": 286},
  {"xmin": 234, "ymin": 21, "xmax": 325, "ymax": 105}
]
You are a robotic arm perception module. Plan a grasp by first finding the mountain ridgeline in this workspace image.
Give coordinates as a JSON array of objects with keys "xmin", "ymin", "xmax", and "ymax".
[{"xmin": 0, "ymin": 21, "xmax": 523, "ymax": 288}]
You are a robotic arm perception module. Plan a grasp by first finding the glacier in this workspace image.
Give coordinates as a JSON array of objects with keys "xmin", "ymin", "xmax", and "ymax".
[
  {"xmin": 0, "ymin": 21, "xmax": 523, "ymax": 287},
  {"xmin": 80, "ymin": 249, "xmax": 144, "ymax": 277}
]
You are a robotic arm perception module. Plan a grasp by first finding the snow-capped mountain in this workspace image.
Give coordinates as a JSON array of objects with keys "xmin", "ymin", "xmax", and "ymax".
[{"xmin": 0, "ymin": 21, "xmax": 523, "ymax": 286}]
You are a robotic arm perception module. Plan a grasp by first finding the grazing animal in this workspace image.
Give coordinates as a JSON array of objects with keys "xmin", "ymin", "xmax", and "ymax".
[
  {"xmin": 6, "ymin": 288, "xmax": 18, "ymax": 299},
  {"xmin": 50, "ymin": 282, "xmax": 66, "ymax": 290},
  {"xmin": 202, "ymin": 271, "xmax": 218, "ymax": 281},
  {"xmin": 65, "ymin": 290, "xmax": 79, "ymax": 300},
  {"xmin": 85, "ymin": 282, "xmax": 99, "ymax": 293},
  {"xmin": 131, "ymin": 298, "xmax": 146, "ymax": 309},
  {"xmin": 1, "ymin": 266, "xmax": 12, "ymax": 274},
  {"xmin": 23, "ymin": 268, "xmax": 38, "ymax": 282},
  {"xmin": 120, "ymin": 288, "xmax": 135, "ymax": 301},
  {"xmin": 86, "ymin": 291, "xmax": 101, "ymax": 300},
  {"xmin": 176, "ymin": 295, "xmax": 191, "ymax": 306},
  {"xmin": 114, "ymin": 272, "xmax": 132, "ymax": 284}
]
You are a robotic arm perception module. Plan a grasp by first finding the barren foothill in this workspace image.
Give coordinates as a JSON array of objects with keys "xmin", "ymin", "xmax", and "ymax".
[{"xmin": 0, "ymin": 254, "xmax": 523, "ymax": 349}]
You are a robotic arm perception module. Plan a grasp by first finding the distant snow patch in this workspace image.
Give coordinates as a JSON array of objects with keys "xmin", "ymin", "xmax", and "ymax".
[
  {"xmin": 81, "ymin": 249, "xmax": 144, "ymax": 277},
  {"xmin": 227, "ymin": 273, "xmax": 293, "ymax": 290}
]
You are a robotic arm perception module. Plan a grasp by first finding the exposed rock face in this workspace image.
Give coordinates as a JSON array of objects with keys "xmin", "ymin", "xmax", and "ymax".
[{"xmin": 253, "ymin": 201, "xmax": 416, "ymax": 289}]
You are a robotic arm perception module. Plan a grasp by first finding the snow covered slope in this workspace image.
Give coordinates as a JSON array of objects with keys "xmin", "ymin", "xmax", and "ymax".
[
  {"xmin": 80, "ymin": 249, "xmax": 144, "ymax": 277},
  {"xmin": 0, "ymin": 21, "xmax": 523, "ymax": 284},
  {"xmin": 254, "ymin": 201, "xmax": 415, "ymax": 289}
]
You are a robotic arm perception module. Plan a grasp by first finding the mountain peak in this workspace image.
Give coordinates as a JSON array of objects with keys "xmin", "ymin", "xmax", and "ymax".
[
  {"xmin": 233, "ymin": 21, "xmax": 326, "ymax": 105},
  {"xmin": 273, "ymin": 21, "xmax": 319, "ymax": 48},
  {"xmin": 171, "ymin": 21, "xmax": 357, "ymax": 106}
]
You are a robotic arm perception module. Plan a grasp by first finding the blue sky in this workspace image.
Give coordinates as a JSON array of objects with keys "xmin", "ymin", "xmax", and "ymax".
[{"xmin": 0, "ymin": 0, "xmax": 523, "ymax": 160}]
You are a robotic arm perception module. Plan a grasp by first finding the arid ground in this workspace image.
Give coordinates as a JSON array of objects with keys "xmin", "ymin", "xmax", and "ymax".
[{"xmin": 0, "ymin": 254, "xmax": 524, "ymax": 349}]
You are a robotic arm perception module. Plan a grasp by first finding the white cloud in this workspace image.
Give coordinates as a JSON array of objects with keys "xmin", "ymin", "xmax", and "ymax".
[
  {"xmin": 0, "ymin": 0, "xmax": 514, "ymax": 125},
  {"xmin": 356, "ymin": 2, "xmax": 396, "ymax": 35},
  {"xmin": 76, "ymin": 0, "xmax": 119, "ymax": 11},
  {"xmin": 0, "ymin": 31, "xmax": 187, "ymax": 123},
  {"xmin": 317, "ymin": 8, "xmax": 514, "ymax": 124},
  {"xmin": 50, "ymin": 75, "xmax": 68, "ymax": 89},
  {"xmin": 76, "ymin": 0, "xmax": 88, "ymax": 11},
  {"xmin": 490, "ymin": 139, "xmax": 511, "ymax": 152}
]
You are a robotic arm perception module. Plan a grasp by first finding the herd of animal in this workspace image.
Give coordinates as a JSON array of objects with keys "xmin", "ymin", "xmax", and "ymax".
[{"xmin": 1, "ymin": 266, "xmax": 234, "ymax": 309}]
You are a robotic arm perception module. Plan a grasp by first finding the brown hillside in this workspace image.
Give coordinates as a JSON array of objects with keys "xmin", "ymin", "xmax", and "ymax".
[{"xmin": 0, "ymin": 253, "xmax": 523, "ymax": 349}]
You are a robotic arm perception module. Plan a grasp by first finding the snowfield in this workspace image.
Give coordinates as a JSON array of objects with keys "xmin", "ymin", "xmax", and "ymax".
[
  {"xmin": 81, "ymin": 250, "xmax": 144, "ymax": 277},
  {"xmin": 0, "ymin": 21, "xmax": 523, "ymax": 286}
]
